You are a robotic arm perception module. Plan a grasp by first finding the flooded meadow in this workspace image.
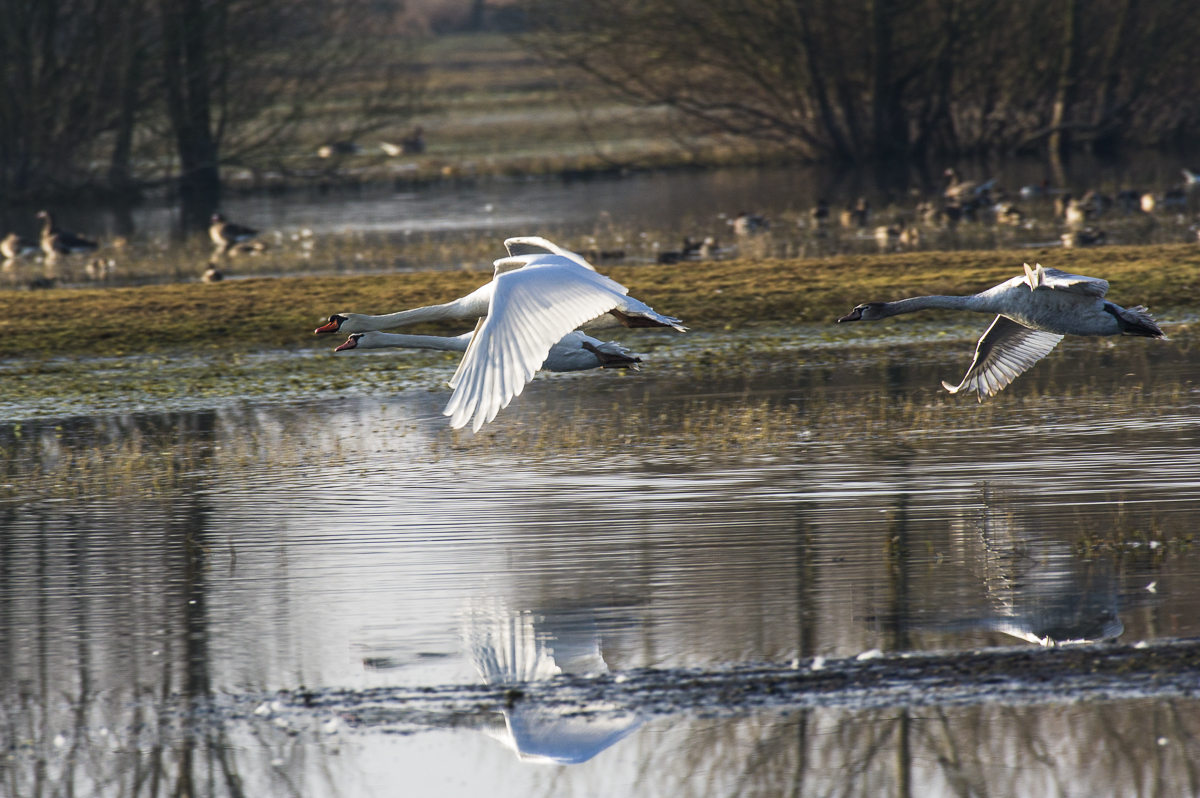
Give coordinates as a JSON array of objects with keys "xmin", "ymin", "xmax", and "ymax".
[
  {"xmin": 3, "ymin": 317, "xmax": 1200, "ymax": 796},
  {"xmin": 4, "ymin": 156, "xmax": 1200, "ymax": 289}
]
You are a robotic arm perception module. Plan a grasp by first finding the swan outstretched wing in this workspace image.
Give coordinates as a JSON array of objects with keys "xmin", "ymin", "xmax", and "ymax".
[
  {"xmin": 1022, "ymin": 263, "xmax": 1108, "ymax": 297},
  {"xmin": 444, "ymin": 262, "xmax": 631, "ymax": 431},
  {"xmin": 503, "ymin": 237, "xmax": 596, "ymax": 271},
  {"xmin": 942, "ymin": 315, "xmax": 1064, "ymax": 400}
]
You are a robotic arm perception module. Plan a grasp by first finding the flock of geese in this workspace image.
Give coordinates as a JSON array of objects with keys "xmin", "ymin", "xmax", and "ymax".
[{"xmin": 318, "ymin": 236, "xmax": 1166, "ymax": 431}]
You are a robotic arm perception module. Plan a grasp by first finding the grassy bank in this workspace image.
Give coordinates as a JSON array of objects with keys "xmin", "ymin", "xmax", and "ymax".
[{"xmin": 2, "ymin": 244, "xmax": 1198, "ymax": 359}]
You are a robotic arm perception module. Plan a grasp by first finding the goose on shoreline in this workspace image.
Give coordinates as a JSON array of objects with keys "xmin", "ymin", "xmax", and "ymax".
[
  {"xmin": 318, "ymin": 236, "xmax": 684, "ymax": 430},
  {"xmin": 36, "ymin": 211, "xmax": 98, "ymax": 258},
  {"xmin": 209, "ymin": 213, "xmax": 262, "ymax": 256},
  {"xmin": 1, "ymin": 233, "xmax": 39, "ymax": 260},
  {"xmin": 334, "ymin": 329, "xmax": 643, "ymax": 373},
  {"xmin": 838, "ymin": 263, "xmax": 1166, "ymax": 399}
]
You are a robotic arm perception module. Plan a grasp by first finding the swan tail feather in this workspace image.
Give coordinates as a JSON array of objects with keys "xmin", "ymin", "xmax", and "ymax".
[{"xmin": 1113, "ymin": 304, "xmax": 1167, "ymax": 339}]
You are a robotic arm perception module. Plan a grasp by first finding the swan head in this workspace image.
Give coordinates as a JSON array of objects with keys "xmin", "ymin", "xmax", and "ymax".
[
  {"xmin": 838, "ymin": 302, "xmax": 888, "ymax": 322},
  {"xmin": 334, "ymin": 333, "xmax": 364, "ymax": 352},
  {"xmin": 315, "ymin": 314, "xmax": 349, "ymax": 334}
]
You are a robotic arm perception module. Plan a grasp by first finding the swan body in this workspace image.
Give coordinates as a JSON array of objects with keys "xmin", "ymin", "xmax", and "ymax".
[
  {"xmin": 838, "ymin": 263, "xmax": 1165, "ymax": 399},
  {"xmin": 334, "ymin": 329, "xmax": 642, "ymax": 372},
  {"xmin": 314, "ymin": 237, "xmax": 682, "ymax": 336},
  {"xmin": 317, "ymin": 236, "xmax": 683, "ymax": 431}
]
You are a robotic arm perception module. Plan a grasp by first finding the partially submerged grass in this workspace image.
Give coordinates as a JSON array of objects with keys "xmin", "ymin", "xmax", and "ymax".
[
  {"xmin": 436, "ymin": 376, "xmax": 1200, "ymax": 459},
  {"xmin": 4, "ymin": 366, "xmax": 1196, "ymax": 501},
  {"xmin": 2, "ymin": 243, "xmax": 1199, "ymax": 358}
]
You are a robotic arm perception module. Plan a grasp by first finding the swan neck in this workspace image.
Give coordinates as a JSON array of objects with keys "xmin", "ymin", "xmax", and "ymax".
[
  {"xmin": 361, "ymin": 333, "xmax": 470, "ymax": 352},
  {"xmin": 361, "ymin": 303, "xmax": 458, "ymax": 329},
  {"xmin": 883, "ymin": 295, "xmax": 974, "ymax": 317}
]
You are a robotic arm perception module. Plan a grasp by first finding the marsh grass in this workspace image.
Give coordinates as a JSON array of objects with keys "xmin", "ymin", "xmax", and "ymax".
[
  {"xmin": 2, "ymin": 353, "xmax": 1196, "ymax": 501},
  {"xmin": 3, "ymin": 243, "xmax": 1199, "ymax": 358},
  {"xmin": 436, "ymin": 377, "xmax": 1200, "ymax": 460},
  {"xmin": 0, "ymin": 406, "xmax": 365, "ymax": 501}
]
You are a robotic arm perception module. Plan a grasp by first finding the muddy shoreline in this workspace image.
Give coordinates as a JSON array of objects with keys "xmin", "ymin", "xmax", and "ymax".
[{"xmin": 261, "ymin": 638, "xmax": 1200, "ymax": 732}]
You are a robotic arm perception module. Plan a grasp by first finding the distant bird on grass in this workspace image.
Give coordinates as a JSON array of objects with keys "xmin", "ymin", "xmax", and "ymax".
[
  {"xmin": 1061, "ymin": 229, "xmax": 1106, "ymax": 248},
  {"xmin": 1, "ymin": 232, "xmax": 38, "ymax": 260},
  {"xmin": 317, "ymin": 141, "xmax": 361, "ymax": 158},
  {"xmin": 838, "ymin": 263, "xmax": 1166, "ymax": 400},
  {"xmin": 85, "ymin": 258, "xmax": 117, "ymax": 281},
  {"xmin": 36, "ymin": 211, "xmax": 98, "ymax": 259},
  {"xmin": 209, "ymin": 213, "xmax": 263, "ymax": 257},
  {"xmin": 731, "ymin": 212, "xmax": 769, "ymax": 237},
  {"xmin": 943, "ymin": 168, "xmax": 995, "ymax": 201}
]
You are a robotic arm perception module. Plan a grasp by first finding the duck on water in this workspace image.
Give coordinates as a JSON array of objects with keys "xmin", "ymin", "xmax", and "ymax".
[{"xmin": 838, "ymin": 263, "xmax": 1166, "ymax": 399}]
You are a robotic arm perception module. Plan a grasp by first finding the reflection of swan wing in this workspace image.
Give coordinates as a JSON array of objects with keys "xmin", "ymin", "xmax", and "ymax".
[
  {"xmin": 462, "ymin": 599, "xmax": 608, "ymax": 684},
  {"xmin": 444, "ymin": 260, "xmax": 631, "ymax": 431},
  {"xmin": 943, "ymin": 315, "xmax": 1064, "ymax": 398},
  {"xmin": 971, "ymin": 615, "xmax": 1124, "ymax": 647},
  {"xmin": 463, "ymin": 598, "xmax": 640, "ymax": 765},
  {"xmin": 504, "ymin": 706, "xmax": 642, "ymax": 765}
]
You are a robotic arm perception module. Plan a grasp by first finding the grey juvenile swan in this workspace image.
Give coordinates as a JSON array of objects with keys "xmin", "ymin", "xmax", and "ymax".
[{"xmin": 838, "ymin": 263, "xmax": 1166, "ymax": 399}]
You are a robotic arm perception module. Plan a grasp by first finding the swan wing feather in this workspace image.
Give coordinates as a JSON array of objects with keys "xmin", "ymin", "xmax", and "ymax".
[
  {"xmin": 444, "ymin": 262, "xmax": 629, "ymax": 430},
  {"xmin": 503, "ymin": 237, "xmax": 597, "ymax": 271},
  {"xmin": 1024, "ymin": 263, "xmax": 1108, "ymax": 297},
  {"xmin": 942, "ymin": 315, "xmax": 1064, "ymax": 400}
]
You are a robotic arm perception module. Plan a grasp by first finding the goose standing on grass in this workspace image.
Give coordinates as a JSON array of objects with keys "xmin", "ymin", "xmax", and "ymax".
[
  {"xmin": 209, "ymin": 213, "xmax": 262, "ymax": 256},
  {"xmin": 838, "ymin": 263, "xmax": 1166, "ymax": 399},
  {"xmin": 334, "ymin": 329, "xmax": 643, "ymax": 372},
  {"xmin": 1, "ymin": 232, "xmax": 39, "ymax": 260},
  {"xmin": 318, "ymin": 236, "xmax": 684, "ymax": 431},
  {"xmin": 943, "ymin": 168, "xmax": 995, "ymax": 202},
  {"xmin": 36, "ymin": 211, "xmax": 98, "ymax": 259}
]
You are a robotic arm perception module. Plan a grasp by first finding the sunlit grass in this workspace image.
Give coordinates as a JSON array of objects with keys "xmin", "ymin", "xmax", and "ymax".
[{"xmin": 3, "ymin": 242, "xmax": 1198, "ymax": 358}]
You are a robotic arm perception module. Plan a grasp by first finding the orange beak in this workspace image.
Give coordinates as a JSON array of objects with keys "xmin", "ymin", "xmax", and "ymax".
[{"xmin": 315, "ymin": 319, "xmax": 341, "ymax": 334}]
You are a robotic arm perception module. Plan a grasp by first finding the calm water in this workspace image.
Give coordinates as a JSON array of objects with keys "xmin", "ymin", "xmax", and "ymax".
[{"xmin": 3, "ymin": 329, "xmax": 1200, "ymax": 795}]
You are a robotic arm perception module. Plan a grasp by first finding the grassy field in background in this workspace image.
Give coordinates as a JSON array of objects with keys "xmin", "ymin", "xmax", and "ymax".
[
  {"xmin": 3, "ymin": 244, "xmax": 1197, "ymax": 359},
  {"xmin": 239, "ymin": 33, "xmax": 756, "ymax": 189}
]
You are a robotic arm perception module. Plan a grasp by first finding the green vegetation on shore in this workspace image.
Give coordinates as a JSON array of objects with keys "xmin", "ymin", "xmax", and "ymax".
[{"xmin": 2, "ymin": 244, "xmax": 1198, "ymax": 359}]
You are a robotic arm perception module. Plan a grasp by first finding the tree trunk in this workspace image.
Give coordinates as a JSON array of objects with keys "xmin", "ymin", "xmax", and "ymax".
[
  {"xmin": 869, "ymin": 0, "xmax": 906, "ymax": 159},
  {"xmin": 1091, "ymin": 0, "xmax": 1133, "ymax": 156},
  {"xmin": 160, "ymin": 0, "xmax": 220, "ymax": 232},
  {"xmin": 109, "ymin": 2, "xmax": 144, "ymax": 197},
  {"xmin": 794, "ymin": 0, "xmax": 852, "ymax": 159},
  {"xmin": 1048, "ymin": 0, "xmax": 1080, "ymax": 180}
]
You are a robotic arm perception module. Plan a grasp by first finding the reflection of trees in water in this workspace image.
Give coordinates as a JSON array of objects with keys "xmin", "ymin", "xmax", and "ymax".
[
  {"xmin": 601, "ymin": 699, "xmax": 1199, "ymax": 798},
  {"xmin": 0, "ymin": 416, "xmax": 334, "ymax": 798}
]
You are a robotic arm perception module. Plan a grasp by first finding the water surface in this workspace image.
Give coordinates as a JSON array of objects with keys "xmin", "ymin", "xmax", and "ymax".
[{"xmin": 3, "ymin": 328, "xmax": 1200, "ymax": 795}]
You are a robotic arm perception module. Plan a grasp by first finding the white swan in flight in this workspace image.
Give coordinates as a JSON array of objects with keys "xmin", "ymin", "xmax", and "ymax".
[
  {"xmin": 317, "ymin": 237, "xmax": 684, "ymax": 430},
  {"xmin": 333, "ymin": 329, "xmax": 643, "ymax": 372},
  {"xmin": 838, "ymin": 262, "xmax": 1166, "ymax": 399},
  {"xmin": 314, "ymin": 237, "xmax": 684, "ymax": 335}
]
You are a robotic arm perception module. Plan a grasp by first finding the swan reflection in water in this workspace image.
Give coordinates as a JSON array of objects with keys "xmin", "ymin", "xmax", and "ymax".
[
  {"xmin": 461, "ymin": 598, "xmax": 643, "ymax": 764},
  {"xmin": 944, "ymin": 500, "xmax": 1125, "ymax": 647}
]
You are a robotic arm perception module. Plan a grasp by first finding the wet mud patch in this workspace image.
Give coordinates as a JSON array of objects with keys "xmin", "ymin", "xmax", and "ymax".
[{"xmin": 261, "ymin": 638, "xmax": 1200, "ymax": 735}]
